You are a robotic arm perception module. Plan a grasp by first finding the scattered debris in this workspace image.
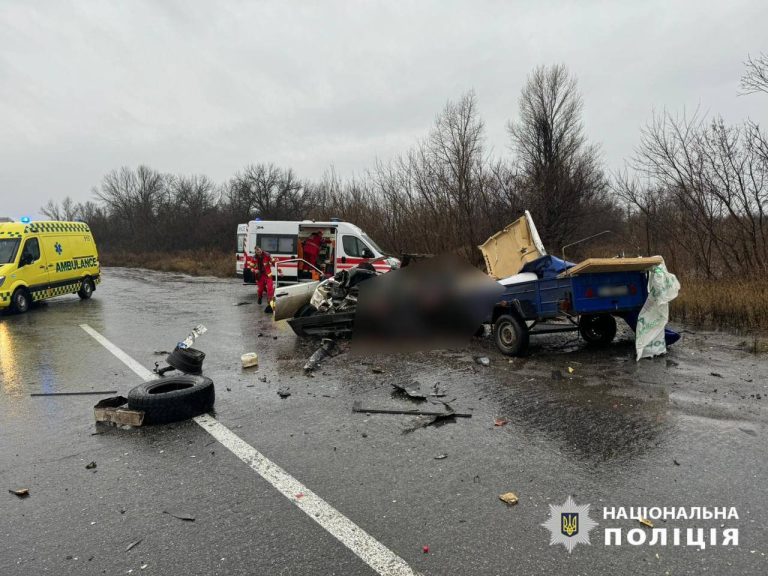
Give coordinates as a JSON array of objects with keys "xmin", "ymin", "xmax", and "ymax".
[
  {"xmin": 391, "ymin": 380, "xmax": 428, "ymax": 401},
  {"xmin": 352, "ymin": 401, "xmax": 471, "ymax": 418},
  {"xmin": 9, "ymin": 488, "xmax": 29, "ymax": 498},
  {"xmin": 277, "ymin": 388, "xmax": 292, "ymax": 399},
  {"xmin": 85, "ymin": 461, "xmax": 97, "ymax": 470},
  {"xmin": 474, "ymin": 356, "xmax": 490, "ymax": 366},
  {"xmin": 499, "ymin": 492, "xmax": 519, "ymax": 506},
  {"xmin": 567, "ymin": 366, "xmax": 575, "ymax": 374},
  {"xmin": 673, "ymin": 459, "xmax": 681, "ymax": 466},
  {"xmin": 178, "ymin": 324, "xmax": 207, "ymax": 349},
  {"xmin": 422, "ymin": 545, "xmax": 430, "ymax": 554},
  {"xmin": 303, "ymin": 338, "xmax": 338, "ymax": 372},
  {"xmin": 94, "ymin": 396, "xmax": 145, "ymax": 427},
  {"xmin": 711, "ymin": 372, "xmax": 723, "ymax": 378},
  {"xmin": 434, "ymin": 454, "xmax": 448, "ymax": 460},
  {"xmin": 31, "ymin": 390, "xmax": 118, "ymax": 397},
  {"xmin": 125, "ymin": 539, "xmax": 142, "ymax": 552},
  {"xmin": 153, "ymin": 350, "xmax": 170, "ymax": 356},
  {"xmin": 241, "ymin": 352, "xmax": 259, "ymax": 368},
  {"xmin": 639, "ymin": 518, "xmax": 654, "ymax": 528},
  {"xmin": 233, "ymin": 302, "xmax": 252, "ymax": 306},
  {"xmin": 163, "ymin": 510, "xmax": 195, "ymax": 522},
  {"xmin": 371, "ymin": 366, "xmax": 384, "ymax": 374},
  {"xmin": 494, "ymin": 418, "xmax": 509, "ymax": 427},
  {"xmin": 739, "ymin": 427, "xmax": 757, "ymax": 436}
]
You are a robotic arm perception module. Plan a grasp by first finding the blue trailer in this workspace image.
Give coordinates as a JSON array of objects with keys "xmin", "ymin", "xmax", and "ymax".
[{"xmin": 490, "ymin": 256, "xmax": 680, "ymax": 356}]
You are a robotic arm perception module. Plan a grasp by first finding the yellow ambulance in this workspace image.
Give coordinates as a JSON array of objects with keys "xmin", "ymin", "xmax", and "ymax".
[{"xmin": 0, "ymin": 220, "xmax": 101, "ymax": 314}]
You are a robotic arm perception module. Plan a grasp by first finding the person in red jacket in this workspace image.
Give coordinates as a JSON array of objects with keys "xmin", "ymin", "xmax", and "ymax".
[{"xmin": 250, "ymin": 246, "xmax": 275, "ymax": 313}]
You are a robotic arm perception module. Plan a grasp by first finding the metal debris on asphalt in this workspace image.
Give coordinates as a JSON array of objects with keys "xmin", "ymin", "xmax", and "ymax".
[
  {"xmin": 277, "ymin": 388, "xmax": 292, "ymax": 399},
  {"xmin": 352, "ymin": 400, "xmax": 471, "ymax": 418},
  {"xmin": 163, "ymin": 510, "xmax": 196, "ymax": 522},
  {"xmin": 474, "ymin": 356, "xmax": 490, "ymax": 366},
  {"xmin": 434, "ymin": 454, "xmax": 448, "ymax": 460},
  {"xmin": 85, "ymin": 461, "xmax": 97, "ymax": 470},
  {"xmin": 9, "ymin": 488, "xmax": 30, "ymax": 498},
  {"xmin": 494, "ymin": 418, "xmax": 509, "ymax": 427},
  {"xmin": 31, "ymin": 390, "xmax": 119, "ymax": 397},
  {"xmin": 303, "ymin": 338, "xmax": 338, "ymax": 372},
  {"xmin": 126, "ymin": 539, "xmax": 143, "ymax": 552}
]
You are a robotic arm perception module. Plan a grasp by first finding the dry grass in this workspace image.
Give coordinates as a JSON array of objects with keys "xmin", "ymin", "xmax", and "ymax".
[
  {"xmin": 100, "ymin": 250, "xmax": 235, "ymax": 278},
  {"xmin": 672, "ymin": 278, "xmax": 768, "ymax": 334}
]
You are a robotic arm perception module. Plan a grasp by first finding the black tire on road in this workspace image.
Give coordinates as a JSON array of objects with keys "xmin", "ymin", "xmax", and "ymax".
[
  {"xmin": 493, "ymin": 313, "xmax": 529, "ymax": 356},
  {"xmin": 127, "ymin": 375, "xmax": 215, "ymax": 425},
  {"xmin": 78, "ymin": 277, "xmax": 94, "ymax": 299},
  {"xmin": 579, "ymin": 314, "xmax": 617, "ymax": 345},
  {"xmin": 10, "ymin": 288, "xmax": 30, "ymax": 314}
]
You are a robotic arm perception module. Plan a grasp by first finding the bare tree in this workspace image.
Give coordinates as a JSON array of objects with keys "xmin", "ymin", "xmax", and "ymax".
[
  {"xmin": 508, "ymin": 64, "xmax": 607, "ymax": 250},
  {"xmin": 740, "ymin": 53, "xmax": 768, "ymax": 95},
  {"xmin": 40, "ymin": 196, "xmax": 79, "ymax": 220}
]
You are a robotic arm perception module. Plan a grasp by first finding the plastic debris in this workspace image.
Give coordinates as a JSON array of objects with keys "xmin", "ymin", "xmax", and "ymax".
[
  {"xmin": 475, "ymin": 356, "xmax": 490, "ymax": 366},
  {"xmin": 494, "ymin": 418, "xmax": 509, "ymax": 427},
  {"xmin": 178, "ymin": 324, "xmax": 208, "ymax": 350},
  {"xmin": 9, "ymin": 488, "xmax": 29, "ymax": 498},
  {"xmin": 567, "ymin": 366, "xmax": 575, "ymax": 374},
  {"xmin": 422, "ymin": 545, "xmax": 430, "ymax": 554},
  {"xmin": 499, "ymin": 492, "xmax": 519, "ymax": 506},
  {"xmin": 85, "ymin": 461, "xmax": 97, "ymax": 470},
  {"xmin": 635, "ymin": 261, "xmax": 680, "ymax": 360},
  {"xmin": 277, "ymin": 388, "xmax": 291, "ymax": 399},
  {"xmin": 241, "ymin": 352, "xmax": 259, "ymax": 368},
  {"xmin": 639, "ymin": 518, "xmax": 654, "ymax": 528},
  {"xmin": 434, "ymin": 454, "xmax": 448, "ymax": 460}
]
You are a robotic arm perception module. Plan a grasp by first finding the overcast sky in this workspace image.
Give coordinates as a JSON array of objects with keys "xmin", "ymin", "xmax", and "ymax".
[{"xmin": 1, "ymin": 0, "xmax": 766, "ymax": 219}]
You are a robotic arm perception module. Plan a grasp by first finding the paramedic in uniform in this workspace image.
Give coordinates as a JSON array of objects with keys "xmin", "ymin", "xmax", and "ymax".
[{"xmin": 252, "ymin": 246, "xmax": 275, "ymax": 313}]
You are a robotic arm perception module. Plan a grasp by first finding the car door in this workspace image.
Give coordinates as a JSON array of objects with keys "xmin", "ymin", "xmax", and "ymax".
[{"xmin": 17, "ymin": 237, "xmax": 49, "ymax": 298}]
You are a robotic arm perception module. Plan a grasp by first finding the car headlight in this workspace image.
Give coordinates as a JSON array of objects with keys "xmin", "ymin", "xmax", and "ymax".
[
  {"xmin": 0, "ymin": 276, "xmax": 5, "ymax": 288},
  {"xmin": 386, "ymin": 257, "xmax": 400, "ymax": 269}
]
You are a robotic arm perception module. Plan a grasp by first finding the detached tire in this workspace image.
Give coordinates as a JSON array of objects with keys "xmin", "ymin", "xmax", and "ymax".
[
  {"xmin": 493, "ymin": 314, "xmax": 529, "ymax": 356},
  {"xmin": 78, "ymin": 277, "xmax": 94, "ymax": 299},
  {"xmin": 579, "ymin": 314, "xmax": 617, "ymax": 345},
  {"xmin": 127, "ymin": 375, "xmax": 215, "ymax": 425}
]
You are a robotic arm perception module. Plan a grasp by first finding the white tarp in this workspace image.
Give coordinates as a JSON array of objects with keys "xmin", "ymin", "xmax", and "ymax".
[{"xmin": 635, "ymin": 261, "xmax": 680, "ymax": 360}]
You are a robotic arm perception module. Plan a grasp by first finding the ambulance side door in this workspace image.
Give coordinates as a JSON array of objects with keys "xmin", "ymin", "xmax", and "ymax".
[{"xmin": 17, "ymin": 236, "xmax": 49, "ymax": 295}]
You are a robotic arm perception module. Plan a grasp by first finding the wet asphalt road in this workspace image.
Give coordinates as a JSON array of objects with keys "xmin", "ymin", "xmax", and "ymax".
[{"xmin": 1, "ymin": 267, "xmax": 767, "ymax": 575}]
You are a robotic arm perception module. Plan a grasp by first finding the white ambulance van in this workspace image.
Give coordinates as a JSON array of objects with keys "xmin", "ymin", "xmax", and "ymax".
[{"xmin": 240, "ymin": 219, "xmax": 399, "ymax": 284}]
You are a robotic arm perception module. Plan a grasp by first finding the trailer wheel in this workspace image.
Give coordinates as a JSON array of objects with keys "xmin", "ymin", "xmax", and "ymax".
[
  {"xmin": 579, "ymin": 314, "xmax": 617, "ymax": 345},
  {"xmin": 127, "ymin": 375, "xmax": 214, "ymax": 425},
  {"xmin": 494, "ymin": 314, "xmax": 529, "ymax": 356},
  {"xmin": 78, "ymin": 277, "xmax": 94, "ymax": 299}
]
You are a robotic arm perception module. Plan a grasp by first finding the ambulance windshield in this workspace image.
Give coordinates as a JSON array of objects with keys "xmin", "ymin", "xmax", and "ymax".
[
  {"xmin": 0, "ymin": 239, "xmax": 20, "ymax": 264},
  {"xmin": 361, "ymin": 233, "xmax": 384, "ymax": 255}
]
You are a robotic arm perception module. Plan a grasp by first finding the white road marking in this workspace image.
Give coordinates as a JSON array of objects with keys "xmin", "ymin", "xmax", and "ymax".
[{"xmin": 80, "ymin": 323, "xmax": 419, "ymax": 576}]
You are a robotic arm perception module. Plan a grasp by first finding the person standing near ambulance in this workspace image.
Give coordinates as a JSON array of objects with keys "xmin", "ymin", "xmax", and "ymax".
[{"xmin": 251, "ymin": 246, "xmax": 275, "ymax": 313}]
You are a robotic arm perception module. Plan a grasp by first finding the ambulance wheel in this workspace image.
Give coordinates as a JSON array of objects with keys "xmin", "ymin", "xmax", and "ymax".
[
  {"xmin": 579, "ymin": 314, "xmax": 617, "ymax": 345},
  {"xmin": 10, "ymin": 288, "xmax": 30, "ymax": 314},
  {"xmin": 127, "ymin": 375, "xmax": 215, "ymax": 425},
  {"xmin": 494, "ymin": 314, "xmax": 529, "ymax": 356},
  {"xmin": 78, "ymin": 277, "xmax": 94, "ymax": 299}
]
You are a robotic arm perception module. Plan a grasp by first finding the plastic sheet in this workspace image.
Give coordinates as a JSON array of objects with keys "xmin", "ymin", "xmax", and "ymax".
[{"xmin": 635, "ymin": 261, "xmax": 680, "ymax": 360}]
